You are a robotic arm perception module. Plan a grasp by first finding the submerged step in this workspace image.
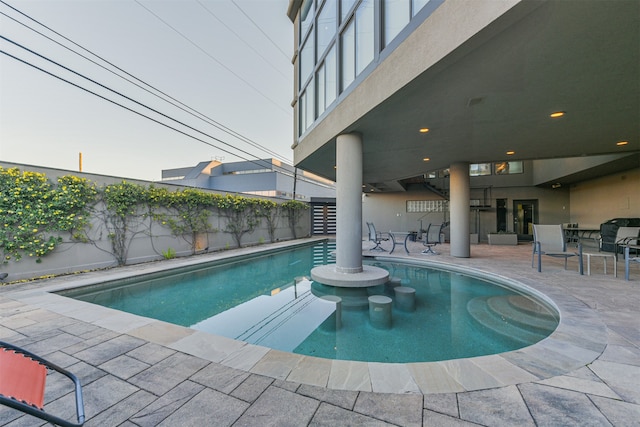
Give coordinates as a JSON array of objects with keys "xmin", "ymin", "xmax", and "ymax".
[
  {"xmin": 191, "ymin": 279, "xmax": 339, "ymax": 351},
  {"xmin": 467, "ymin": 297, "xmax": 550, "ymax": 346},
  {"xmin": 486, "ymin": 295, "xmax": 557, "ymax": 333}
]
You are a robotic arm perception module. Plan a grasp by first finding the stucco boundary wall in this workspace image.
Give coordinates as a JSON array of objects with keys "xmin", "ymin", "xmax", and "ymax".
[{"xmin": 0, "ymin": 161, "xmax": 310, "ymax": 281}]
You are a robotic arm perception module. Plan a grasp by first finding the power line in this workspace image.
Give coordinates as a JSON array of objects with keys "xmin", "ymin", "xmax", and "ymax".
[
  {"xmin": 0, "ymin": 40, "xmax": 291, "ymax": 175},
  {"xmin": 133, "ymin": 0, "xmax": 291, "ymax": 117},
  {"xmin": 196, "ymin": 0, "xmax": 290, "ymax": 81},
  {"xmin": 231, "ymin": 0, "xmax": 291, "ymax": 62},
  {"xmin": 0, "ymin": 49, "xmax": 262, "ymax": 165},
  {"xmin": 0, "ymin": 1, "xmax": 292, "ymax": 163}
]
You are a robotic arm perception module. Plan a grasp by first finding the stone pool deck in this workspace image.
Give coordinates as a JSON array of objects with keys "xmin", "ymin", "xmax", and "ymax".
[{"xmin": 1, "ymin": 238, "xmax": 638, "ymax": 426}]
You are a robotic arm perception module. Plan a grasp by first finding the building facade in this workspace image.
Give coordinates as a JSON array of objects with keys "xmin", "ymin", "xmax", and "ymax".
[
  {"xmin": 161, "ymin": 158, "xmax": 335, "ymax": 202},
  {"xmin": 286, "ymin": 0, "xmax": 639, "ymax": 261}
]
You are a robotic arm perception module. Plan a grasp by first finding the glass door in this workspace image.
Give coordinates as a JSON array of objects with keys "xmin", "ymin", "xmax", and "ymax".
[{"xmin": 513, "ymin": 200, "xmax": 538, "ymax": 241}]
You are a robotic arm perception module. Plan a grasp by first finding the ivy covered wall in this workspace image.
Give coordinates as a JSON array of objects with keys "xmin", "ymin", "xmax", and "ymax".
[{"xmin": 0, "ymin": 165, "xmax": 310, "ymax": 281}]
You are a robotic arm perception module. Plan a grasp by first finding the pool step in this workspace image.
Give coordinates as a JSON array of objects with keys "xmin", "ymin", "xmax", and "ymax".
[
  {"xmin": 191, "ymin": 279, "xmax": 338, "ymax": 351},
  {"xmin": 486, "ymin": 296, "xmax": 557, "ymax": 333},
  {"xmin": 466, "ymin": 296, "xmax": 555, "ymax": 346}
]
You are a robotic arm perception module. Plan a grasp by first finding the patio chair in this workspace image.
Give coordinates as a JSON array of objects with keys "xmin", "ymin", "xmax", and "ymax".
[
  {"xmin": 422, "ymin": 223, "xmax": 445, "ymax": 255},
  {"xmin": 623, "ymin": 244, "xmax": 640, "ymax": 280},
  {"xmin": 532, "ymin": 224, "xmax": 583, "ymax": 274},
  {"xmin": 613, "ymin": 226, "xmax": 640, "ymax": 259},
  {"xmin": 366, "ymin": 222, "xmax": 389, "ymax": 251},
  {"xmin": 0, "ymin": 341, "xmax": 85, "ymax": 427}
]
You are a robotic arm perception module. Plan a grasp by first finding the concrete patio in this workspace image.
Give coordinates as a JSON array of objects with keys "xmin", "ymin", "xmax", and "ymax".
[{"xmin": 1, "ymin": 238, "xmax": 638, "ymax": 426}]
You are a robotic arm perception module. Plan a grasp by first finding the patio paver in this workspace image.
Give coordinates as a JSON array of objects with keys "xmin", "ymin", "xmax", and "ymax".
[{"xmin": 0, "ymin": 238, "xmax": 638, "ymax": 426}]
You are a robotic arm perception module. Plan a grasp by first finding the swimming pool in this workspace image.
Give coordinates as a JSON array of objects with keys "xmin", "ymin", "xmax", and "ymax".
[{"xmin": 60, "ymin": 241, "xmax": 558, "ymax": 363}]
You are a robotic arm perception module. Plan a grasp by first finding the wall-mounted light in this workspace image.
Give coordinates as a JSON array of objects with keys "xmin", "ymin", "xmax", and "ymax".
[
  {"xmin": 551, "ymin": 183, "xmax": 562, "ymax": 189},
  {"xmin": 506, "ymin": 151, "xmax": 515, "ymax": 155},
  {"xmin": 423, "ymin": 157, "xmax": 430, "ymax": 162},
  {"xmin": 419, "ymin": 128, "xmax": 430, "ymax": 133},
  {"xmin": 616, "ymin": 141, "xmax": 628, "ymax": 146},
  {"xmin": 549, "ymin": 111, "xmax": 565, "ymax": 118}
]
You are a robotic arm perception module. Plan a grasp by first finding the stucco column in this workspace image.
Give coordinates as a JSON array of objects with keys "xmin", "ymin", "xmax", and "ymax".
[
  {"xmin": 335, "ymin": 133, "xmax": 363, "ymax": 273},
  {"xmin": 449, "ymin": 162, "xmax": 470, "ymax": 258}
]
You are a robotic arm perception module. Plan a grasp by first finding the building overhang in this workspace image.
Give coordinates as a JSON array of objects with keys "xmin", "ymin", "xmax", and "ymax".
[{"xmin": 293, "ymin": 0, "xmax": 639, "ymax": 191}]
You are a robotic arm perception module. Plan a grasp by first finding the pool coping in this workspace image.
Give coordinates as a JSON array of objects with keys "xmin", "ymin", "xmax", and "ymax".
[{"xmin": 0, "ymin": 238, "xmax": 607, "ymax": 394}]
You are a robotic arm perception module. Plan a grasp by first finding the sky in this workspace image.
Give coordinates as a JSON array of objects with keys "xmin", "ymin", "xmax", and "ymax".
[{"xmin": 0, "ymin": 0, "xmax": 293, "ymax": 181}]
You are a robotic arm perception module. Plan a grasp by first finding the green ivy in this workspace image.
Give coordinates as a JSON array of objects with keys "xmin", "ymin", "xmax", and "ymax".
[
  {"xmin": 254, "ymin": 199, "xmax": 279, "ymax": 243},
  {"xmin": 281, "ymin": 200, "xmax": 309, "ymax": 239},
  {"xmin": 150, "ymin": 187, "xmax": 217, "ymax": 254},
  {"xmin": 0, "ymin": 167, "xmax": 310, "ymax": 267},
  {"xmin": 215, "ymin": 194, "xmax": 261, "ymax": 248},
  {"xmin": 0, "ymin": 167, "xmax": 97, "ymax": 263},
  {"xmin": 100, "ymin": 181, "xmax": 150, "ymax": 265}
]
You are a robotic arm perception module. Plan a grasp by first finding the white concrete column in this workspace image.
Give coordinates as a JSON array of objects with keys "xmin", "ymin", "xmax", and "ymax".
[
  {"xmin": 449, "ymin": 162, "xmax": 470, "ymax": 258},
  {"xmin": 335, "ymin": 133, "xmax": 363, "ymax": 273}
]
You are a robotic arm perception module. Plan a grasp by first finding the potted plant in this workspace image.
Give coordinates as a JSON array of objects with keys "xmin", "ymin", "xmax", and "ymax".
[{"xmin": 488, "ymin": 231, "xmax": 518, "ymax": 245}]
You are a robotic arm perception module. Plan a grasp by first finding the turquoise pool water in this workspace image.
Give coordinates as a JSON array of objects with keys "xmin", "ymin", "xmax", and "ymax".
[{"xmin": 61, "ymin": 241, "xmax": 558, "ymax": 363}]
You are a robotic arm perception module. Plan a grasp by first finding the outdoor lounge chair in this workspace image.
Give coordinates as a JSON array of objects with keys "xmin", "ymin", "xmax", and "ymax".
[
  {"xmin": 623, "ymin": 244, "xmax": 640, "ymax": 281},
  {"xmin": 0, "ymin": 341, "xmax": 85, "ymax": 427},
  {"xmin": 422, "ymin": 223, "xmax": 445, "ymax": 254},
  {"xmin": 612, "ymin": 226, "xmax": 640, "ymax": 259},
  {"xmin": 532, "ymin": 224, "xmax": 583, "ymax": 274},
  {"xmin": 366, "ymin": 222, "xmax": 389, "ymax": 251}
]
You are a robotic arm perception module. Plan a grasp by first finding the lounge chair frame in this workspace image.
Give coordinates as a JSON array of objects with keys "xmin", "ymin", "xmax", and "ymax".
[
  {"xmin": 422, "ymin": 223, "xmax": 445, "ymax": 255},
  {"xmin": 612, "ymin": 226, "xmax": 640, "ymax": 260},
  {"xmin": 366, "ymin": 222, "xmax": 389, "ymax": 251},
  {"xmin": 532, "ymin": 224, "xmax": 583, "ymax": 274},
  {"xmin": 0, "ymin": 341, "xmax": 85, "ymax": 427}
]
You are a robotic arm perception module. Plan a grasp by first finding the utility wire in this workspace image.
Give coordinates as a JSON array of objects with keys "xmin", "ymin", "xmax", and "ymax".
[
  {"xmin": 133, "ymin": 0, "xmax": 291, "ymax": 117},
  {"xmin": 231, "ymin": 0, "xmax": 291, "ymax": 62},
  {"xmin": 0, "ymin": 1, "xmax": 292, "ymax": 163},
  {"xmin": 0, "ymin": 34, "xmax": 277, "ymax": 169},
  {"xmin": 196, "ymin": 0, "xmax": 290, "ymax": 81},
  {"xmin": 0, "ymin": 49, "xmax": 268, "ymax": 167},
  {"xmin": 0, "ymin": 39, "xmax": 299, "ymax": 176}
]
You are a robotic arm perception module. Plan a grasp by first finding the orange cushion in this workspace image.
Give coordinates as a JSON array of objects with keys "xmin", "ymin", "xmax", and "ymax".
[{"xmin": 0, "ymin": 348, "xmax": 47, "ymax": 409}]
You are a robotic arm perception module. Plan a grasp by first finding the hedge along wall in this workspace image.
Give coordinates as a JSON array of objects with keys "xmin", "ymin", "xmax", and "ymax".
[{"xmin": 0, "ymin": 163, "xmax": 310, "ymax": 281}]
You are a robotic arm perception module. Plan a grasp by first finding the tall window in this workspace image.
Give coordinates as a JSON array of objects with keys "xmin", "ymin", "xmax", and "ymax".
[
  {"xmin": 341, "ymin": 0, "xmax": 374, "ymax": 91},
  {"xmin": 384, "ymin": 0, "xmax": 410, "ymax": 47},
  {"xmin": 341, "ymin": 0, "xmax": 356, "ymax": 22},
  {"xmin": 299, "ymin": 27, "xmax": 315, "ymax": 89},
  {"xmin": 300, "ymin": 0, "xmax": 314, "ymax": 37},
  {"xmin": 341, "ymin": 19, "xmax": 355, "ymax": 89},
  {"xmin": 317, "ymin": 0, "xmax": 336, "ymax": 58},
  {"xmin": 300, "ymin": 81, "xmax": 316, "ymax": 134},
  {"xmin": 384, "ymin": 0, "xmax": 431, "ymax": 47},
  {"xmin": 355, "ymin": 0, "xmax": 374, "ymax": 75},
  {"xmin": 412, "ymin": 0, "xmax": 431, "ymax": 16},
  {"xmin": 317, "ymin": 44, "xmax": 337, "ymax": 115},
  {"xmin": 297, "ymin": 0, "xmax": 442, "ymax": 136}
]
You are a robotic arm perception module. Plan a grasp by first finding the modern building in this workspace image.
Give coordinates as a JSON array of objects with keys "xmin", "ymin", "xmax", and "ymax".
[
  {"xmin": 161, "ymin": 158, "xmax": 336, "ymax": 202},
  {"xmin": 286, "ymin": 0, "xmax": 639, "ymax": 273}
]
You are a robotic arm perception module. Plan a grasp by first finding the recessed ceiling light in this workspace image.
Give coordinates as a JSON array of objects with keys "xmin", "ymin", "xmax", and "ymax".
[
  {"xmin": 616, "ymin": 141, "xmax": 628, "ymax": 146},
  {"xmin": 419, "ymin": 128, "xmax": 430, "ymax": 133},
  {"xmin": 423, "ymin": 157, "xmax": 430, "ymax": 162},
  {"xmin": 549, "ymin": 111, "xmax": 565, "ymax": 118},
  {"xmin": 506, "ymin": 151, "xmax": 515, "ymax": 155}
]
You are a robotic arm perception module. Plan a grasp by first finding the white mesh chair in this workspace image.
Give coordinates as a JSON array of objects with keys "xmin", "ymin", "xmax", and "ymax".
[
  {"xmin": 532, "ymin": 224, "xmax": 583, "ymax": 274},
  {"xmin": 366, "ymin": 222, "xmax": 389, "ymax": 251},
  {"xmin": 613, "ymin": 226, "xmax": 640, "ymax": 259},
  {"xmin": 422, "ymin": 223, "xmax": 445, "ymax": 255},
  {"xmin": 624, "ymin": 245, "xmax": 640, "ymax": 280}
]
